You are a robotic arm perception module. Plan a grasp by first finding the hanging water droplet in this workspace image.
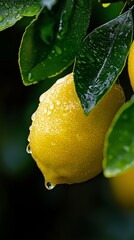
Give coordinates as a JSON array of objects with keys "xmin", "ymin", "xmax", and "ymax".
[
  {"xmin": 26, "ymin": 143, "xmax": 32, "ymax": 154},
  {"xmin": 0, "ymin": 15, "xmax": 4, "ymax": 22},
  {"xmin": 45, "ymin": 181, "xmax": 55, "ymax": 190}
]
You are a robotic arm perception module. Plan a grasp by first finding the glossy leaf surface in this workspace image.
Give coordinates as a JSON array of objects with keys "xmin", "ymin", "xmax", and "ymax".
[
  {"xmin": 19, "ymin": 0, "xmax": 91, "ymax": 85},
  {"xmin": 0, "ymin": 0, "xmax": 42, "ymax": 31},
  {"xmin": 74, "ymin": 9, "xmax": 133, "ymax": 114},
  {"xmin": 103, "ymin": 98, "xmax": 134, "ymax": 177}
]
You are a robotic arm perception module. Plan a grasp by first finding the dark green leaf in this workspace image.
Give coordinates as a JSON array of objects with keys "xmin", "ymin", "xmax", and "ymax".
[
  {"xmin": 0, "ymin": 0, "xmax": 42, "ymax": 31},
  {"xmin": 19, "ymin": 0, "xmax": 92, "ymax": 85},
  {"xmin": 103, "ymin": 97, "xmax": 134, "ymax": 177},
  {"xmin": 74, "ymin": 9, "xmax": 133, "ymax": 114}
]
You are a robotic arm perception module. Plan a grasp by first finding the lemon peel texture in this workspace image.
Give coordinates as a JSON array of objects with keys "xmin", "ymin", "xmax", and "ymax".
[
  {"xmin": 128, "ymin": 40, "xmax": 134, "ymax": 91},
  {"xmin": 28, "ymin": 73, "xmax": 125, "ymax": 189}
]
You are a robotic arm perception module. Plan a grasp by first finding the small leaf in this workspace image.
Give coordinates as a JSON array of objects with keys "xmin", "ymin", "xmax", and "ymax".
[
  {"xmin": 0, "ymin": 0, "xmax": 42, "ymax": 31},
  {"xmin": 19, "ymin": 0, "xmax": 92, "ymax": 85},
  {"xmin": 74, "ymin": 9, "xmax": 133, "ymax": 114},
  {"xmin": 103, "ymin": 98, "xmax": 134, "ymax": 177}
]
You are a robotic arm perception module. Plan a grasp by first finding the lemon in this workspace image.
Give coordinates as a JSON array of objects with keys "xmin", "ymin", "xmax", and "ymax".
[
  {"xmin": 128, "ymin": 40, "xmax": 134, "ymax": 91},
  {"xmin": 28, "ymin": 73, "xmax": 125, "ymax": 189},
  {"xmin": 110, "ymin": 168, "xmax": 134, "ymax": 209}
]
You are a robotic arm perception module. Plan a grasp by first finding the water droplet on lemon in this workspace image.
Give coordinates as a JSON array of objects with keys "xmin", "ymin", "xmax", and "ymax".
[
  {"xmin": 45, "ymin": 181, "xmax": 55, "ymax": 190},
  {"xmin": 26, "ymin": 143, "xmax": 32, "ymax": 154}
]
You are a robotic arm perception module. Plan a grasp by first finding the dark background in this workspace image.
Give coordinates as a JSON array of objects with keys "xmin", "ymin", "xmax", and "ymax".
[{"xmin": 1, "ymin": 2, "xmax": 134, "ymax": 239}]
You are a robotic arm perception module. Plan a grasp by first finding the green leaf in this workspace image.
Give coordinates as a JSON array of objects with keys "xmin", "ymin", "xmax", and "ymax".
[
  {"xmin": 0, "ymin": 0, "xmax": 43, "ymax": 31},
  {"xmin": 73, "ymin": 9, "xmax": 133, "ymax": 114},
  {"xmin": 19, "ymin": 0, "xmax": 92, "ymax": 85},
  {"xmin": 103, "ymin": 97, "xmax": 134, "ymax": 177}
]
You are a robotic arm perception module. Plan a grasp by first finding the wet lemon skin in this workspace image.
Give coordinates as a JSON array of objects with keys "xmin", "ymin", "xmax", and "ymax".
[
  {"xmin": 29, "ymin": 73, "xmax": 125, "ymax": 187},
  {"xmin": 128, "ymin": 40, "xmax": 134, "ymax": 91}
]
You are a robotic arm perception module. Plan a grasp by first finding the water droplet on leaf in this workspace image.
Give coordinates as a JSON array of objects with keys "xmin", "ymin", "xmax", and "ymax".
[{"xmin": 28, "ymin": 72, "xmax": 33, "ymax": 82}]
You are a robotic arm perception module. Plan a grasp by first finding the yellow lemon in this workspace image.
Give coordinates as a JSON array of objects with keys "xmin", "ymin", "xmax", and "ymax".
[
  {"xmin": 128, "ymin": 40, "xmax": 134, "ymax": 91},
  {"xmin": 110, "ymin": 168, "xmax": 134, "ymax": 209},
  {"xmin": 27, "ymin": 73, "xmax": 125, "ymax": 189}
]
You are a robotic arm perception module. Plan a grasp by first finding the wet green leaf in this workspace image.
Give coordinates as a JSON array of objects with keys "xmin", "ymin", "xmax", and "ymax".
[
  {"xmin": 103, "ymin": 98, "xmax": 134, "ymax": 177},
  {"xmin": 0, "ymin": 0, "xmax": 43, "ymax": 31},
  {"xmin": 19, "ymin": 0, "xmax": 92, "ymax": 85},
  {"xmin": 74, "ymin": 9, "xmax": 133, "ymax": 114}
]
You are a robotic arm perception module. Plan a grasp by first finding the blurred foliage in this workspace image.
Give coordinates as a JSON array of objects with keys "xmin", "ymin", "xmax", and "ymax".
[{"xmin": 0, "ymin": 1, "xmax": 134, "ymax": 239}]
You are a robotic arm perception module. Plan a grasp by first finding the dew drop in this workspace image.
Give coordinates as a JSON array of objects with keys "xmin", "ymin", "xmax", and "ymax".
[
  {"xmin": 26, "ymin": 143, "xmax": 32, "ymax": 154},
  {"xmin": 0, "ymin": 15, "xmax": 4, "ymax": 22},
  {"xmin": 47, "ymin": 110, "xmax": 51, "ymax": 116},
  {"xmin": 39, "ymin": 93, "xmax": 45, "ymax": 102},
  {"xmin": 28, "ymin": 72, "xmax": 33, "ymax": 82},
  {"xmin": 43, "ymin": 107, "xmax": 47, "ymax": 114},
  {"xmin": 31, "ymin": 112, "xmax": 36, "ymax": 121},
  {"xmin": 27, "ymin": 134, "xmax": 30, "ymax": 142},
  {"xmin": 50, "ymin": 103, "xmax": 54, "ymax": 110},
  {"xmin": 56, "ymin": 100, "xmax": 61, "ymax": 105},
  {"xmin": 45, "ymin": 181, "xmax": 55, "ymax": 190}
]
